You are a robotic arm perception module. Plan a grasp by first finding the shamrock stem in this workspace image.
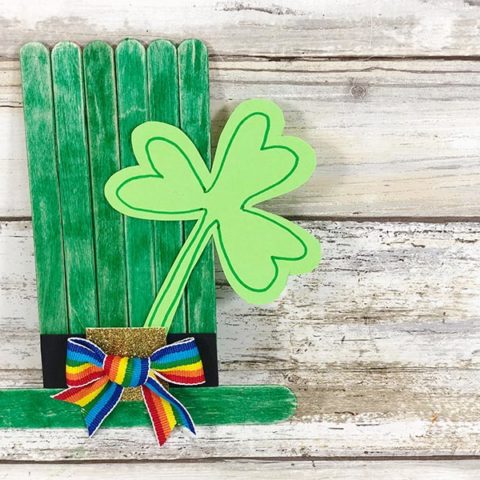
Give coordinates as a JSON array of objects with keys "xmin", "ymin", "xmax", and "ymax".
[{"xmin": 144, "ymin": 213, "xmax": 215, "ymax": 331}]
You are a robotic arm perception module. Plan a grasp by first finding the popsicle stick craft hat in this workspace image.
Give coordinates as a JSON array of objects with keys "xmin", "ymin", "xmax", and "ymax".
[{"xmin": 0, "ymin": 38, "xmax": 321, "ymax": 446}]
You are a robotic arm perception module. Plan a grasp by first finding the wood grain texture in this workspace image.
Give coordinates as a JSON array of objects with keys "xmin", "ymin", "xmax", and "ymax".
[
  {"xmin": 1, "ymin": 220, "xmax": 479, "ymax": 458},
  {"xmin": 84, "ymin": 41, "xmax": 128, "ymax": 328},
  {"xmin": 19, "ymin": 43, "xmax": 68, "ymax": 334},
  {"xmin": 3, "ymin": 58, "xmax": 480, "ymax": 218},
  {"xmin": 1, "ymin": 0, "xmax": 480, "ymax": 58},
  {"xmin": 147, "ymin": 39, "xmax": 186, "ymax": 333},
  {"xmin": 116, "ymin": 39, "xmax": 156, "ymax": 327},
  {"xmin": 3, "ymin": 418, "xmax": 480, "ymax": 460},
  {"xmin": 51, "ymin": 42, "xmax": 98, "ymax": 334},
  {"xmin": 2, "ymin": 460, "xmax": 480, "ymax": 480},
  {"xmin": 178, "ymin": 39, "xmax": 216, "ymax": 333}
]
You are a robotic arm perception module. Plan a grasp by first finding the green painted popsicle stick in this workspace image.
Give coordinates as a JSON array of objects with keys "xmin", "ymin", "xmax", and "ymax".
[
  {"xmin": 51, "ymin": 42, "xmax": 98, "ymax": 334},
  {"xmin": 84, "ymin": 41, "xmax": 128, "ymax": 328},
  {"xmin": 147, "ymin": 39, "xmax": 186, "ymax": 333},
  {"xmin": 116, "ymin": 39, "xmax": 156, "ymax": 327},
  {"xmin": 20, "ymin": 43, "xmax": 68, "ymax": 334},
  {"xmin": 178, "ymin": 39, "xmax": 216, "ymax": 334},
  {"xmin": 0, "ymin": 386, "xmax": 296, "ymax": 428}
]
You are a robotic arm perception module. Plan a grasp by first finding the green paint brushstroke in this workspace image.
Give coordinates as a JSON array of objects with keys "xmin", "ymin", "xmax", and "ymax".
[{"xmin": 0, "ymin": 386, "xmax": 296, "ymax": 428}]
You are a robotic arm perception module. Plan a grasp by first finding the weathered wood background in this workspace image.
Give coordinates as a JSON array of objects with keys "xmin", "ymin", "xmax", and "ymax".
[{"xmin": 1, "ymin": 0, "xmax": 480, "ymax": 478}]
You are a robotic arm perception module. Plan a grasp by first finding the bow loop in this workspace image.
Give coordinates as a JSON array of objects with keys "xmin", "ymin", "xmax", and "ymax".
[
  {"xmin": 150, "ymin": 337, "xmax": 205, "ymax": 385},
  {"xmin": 65, "ymin": 338, "xmax": 106, "ymax": 388},
  {"xmin": 53, "ymin": 336, "xmax": 206, "ymax": 446}
]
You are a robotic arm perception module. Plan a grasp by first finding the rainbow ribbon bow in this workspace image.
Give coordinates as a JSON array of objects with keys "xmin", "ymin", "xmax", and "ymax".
[{"xmin": 53, "ymin": 337, "xmax": 205, "ymax": 445}]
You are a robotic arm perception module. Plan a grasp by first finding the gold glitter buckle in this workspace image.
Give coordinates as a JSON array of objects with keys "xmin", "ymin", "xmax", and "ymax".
[{"xmin": 86, "ymin": 327, "xmax": 166, "ymax": 401}]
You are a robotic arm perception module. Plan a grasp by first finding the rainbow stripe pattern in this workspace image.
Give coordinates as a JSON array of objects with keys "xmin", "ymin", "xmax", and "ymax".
[{"xmin": 53, "ymin": 337, "xmax": 205, "ymax": 445}]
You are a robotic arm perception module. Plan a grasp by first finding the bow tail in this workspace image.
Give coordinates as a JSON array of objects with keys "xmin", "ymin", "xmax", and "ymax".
[
  {"xmin": 141, "ymin": 384, "xmax": 176, "ymax": 445},
  {"xmin": 53, "ymin": 377, "xmax": 123, "ymax": 436},
  {"xmin": 142, "ymin": 376, "xmax": 196, "ymax": 446}
]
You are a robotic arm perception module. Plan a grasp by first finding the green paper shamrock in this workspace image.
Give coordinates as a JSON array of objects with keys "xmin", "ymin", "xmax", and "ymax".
[{"xmin": 105, "ymin": 99, "xmax": 321, "ymax": 330}]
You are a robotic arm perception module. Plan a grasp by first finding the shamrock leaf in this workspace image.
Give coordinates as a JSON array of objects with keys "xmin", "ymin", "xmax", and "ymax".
[
  {"xmin": 105, "ymin": 99, "xmax": 321, "ymax": 328},
  {"xmin": 105, "ymin": 122, "xmax": 210, "ymax": 221},
  {"xmin": 207, "ymin": 99, "xmax": 320, "ymax": 303}
]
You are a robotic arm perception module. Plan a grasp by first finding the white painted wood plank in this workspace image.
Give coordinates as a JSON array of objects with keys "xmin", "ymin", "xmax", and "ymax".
[
  {"xmin": 3, "ymin": 58, "xmax": 480, "ymax": 218},
  {"xmin": 2, "ymin": 420, "xmax": 480, "ymax": 460},
  {"xmin": 1, "ymin": 460, "xmax": 480, "ymax": 480},
  {"xmin": 3, "ymin": 220, "xmax": 480, "ymax": 373},
  {"xmin": 1, "ymin": 0, "xmax": 480, "ymax": 58},
  {"xmin": 1, "ymin": 220, "xmax": 480, "ymax": 458}
]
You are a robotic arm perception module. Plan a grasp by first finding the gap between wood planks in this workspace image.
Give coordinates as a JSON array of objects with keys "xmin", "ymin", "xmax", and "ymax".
[
  {"xmin": 5, "ymin": 52, "xmax": 480, "ymax": 61},
  {"xmin": 3, "ymin": 216, "xmax": 480, "ymax": 223},
  {"xmin": 6, "ymin": 53, "xmax": 480, "ymax": 63},
  {"xmin": 210, "ymin": 54, "xmax": 480, "ymax": 63},
  {"xmin": 2, "ymin": 455, "xmax": 480, "ymax": 464}
]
